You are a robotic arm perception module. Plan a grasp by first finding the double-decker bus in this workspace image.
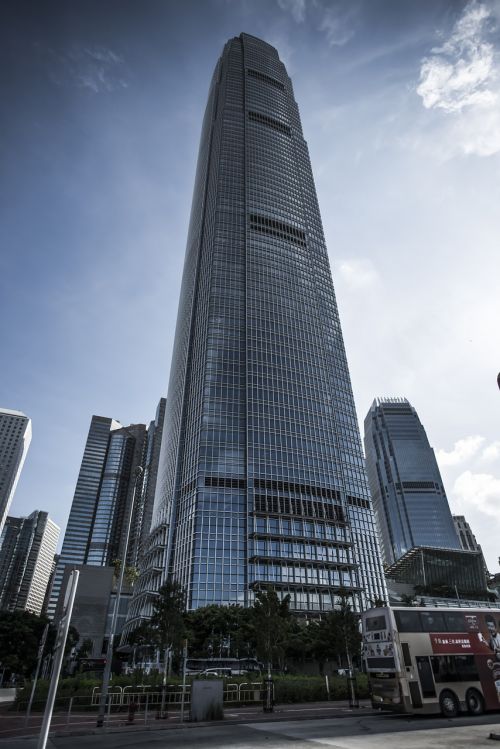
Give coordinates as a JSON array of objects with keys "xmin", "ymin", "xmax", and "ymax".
[{"xmin": 362, "ymin": 605, "xmax": 500, "ymax": 717}]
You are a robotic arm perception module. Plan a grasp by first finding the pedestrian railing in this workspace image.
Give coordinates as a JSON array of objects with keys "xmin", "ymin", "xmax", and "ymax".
[{"xmin": 15, "ymin": 679, "xmax": 264, "ymax": 735}]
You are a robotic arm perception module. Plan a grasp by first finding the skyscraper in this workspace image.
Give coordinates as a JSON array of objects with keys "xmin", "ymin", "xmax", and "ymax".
[
  {"xmin": 140, "ymin": 34, "xmax": 385, "ymax": 618},
  {"xmin": 47, "ymin": 415, "xmax": 148, "ymax": 618},
  {"xmin": 121, "ymin": 398, "xmax": 167, "ymax": 639},
  {"xmin": 0, "ymin": 510, "xmax": 59, "ymax": 615},
  {"xmin": 453, "ymin": 514, "xmax": 483, "ymax": 554},
  {"xmin": 0, "ymin": 408, "xmax": 32, "ymax": 537},
  {"xmin": 364, "ymin": 397, "xmax": 460, "ymax": 566}
]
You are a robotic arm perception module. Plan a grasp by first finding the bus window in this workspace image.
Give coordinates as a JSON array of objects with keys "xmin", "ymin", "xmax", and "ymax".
[
  {"xmin": 401, "ymin": 642, "xmax": 412, "ymax": 667},
  {"xmin": 416, "ymin": 657, "xmax": 436, "ymax": 698},
  {"xmin": 366, "ymin": 614, "xmax": 387, "ymax": 631},
  {"xmin": 431, "ymin": 655, "xmax": 479, "ymax": 683},
  {"xmin": 420, "ymin": 611, "xmax": 446, "ymax": 632},
  {"xmin": 395, "ymin": 610, "xmax": 422, "ymax": 633},
  {"xmin": 444, "ymin": 611, "xmax": 467, "ymax": 632}
]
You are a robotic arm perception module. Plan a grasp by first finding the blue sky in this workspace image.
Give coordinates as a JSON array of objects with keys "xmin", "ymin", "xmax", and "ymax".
[{"xmin": 1, "ymin": 0, "xmax": 499, "ymax": 568}]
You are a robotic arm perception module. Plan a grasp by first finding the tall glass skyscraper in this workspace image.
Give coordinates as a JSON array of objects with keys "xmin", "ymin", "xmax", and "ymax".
[
  {"xmin": 47, "ymin": 415, "xmax": 148, "ymax": 618},
  {"xmin": 0, "ymin": 510, "xmax": 59, "ymax": 615},
  {"xmin": 140, "ymin": 33, "xmax": 385, "ymax": 618},
  {"xmin": 364, "ymin": 397, "xmax": 460, "ymax": 565}
]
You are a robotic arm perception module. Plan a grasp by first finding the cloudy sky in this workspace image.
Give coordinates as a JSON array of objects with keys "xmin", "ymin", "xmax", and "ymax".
[{"xmin": 1, "ymin": 0, "xmax": 499, "ymax": 570}]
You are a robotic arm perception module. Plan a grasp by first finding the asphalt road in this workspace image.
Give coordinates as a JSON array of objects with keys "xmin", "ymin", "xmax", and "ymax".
[{"xmin": 3, "ymin": 712, "xmax": 500, "ymax": 749}]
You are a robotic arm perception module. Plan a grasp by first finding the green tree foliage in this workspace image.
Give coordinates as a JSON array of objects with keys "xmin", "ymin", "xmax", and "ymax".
[
  {"xmin": 284, "ymin": 617, "xmax": 317, "ymax": 664},
  {"xmin": 185, "ymin": 604, "xmax": 255, "ymax": 659},
  {"xmin": 313, "ymin": 591, "xmax": 361, "ymax": 671},
  {"xmin": 0, "ymin": 611, "xmax": 47, "ymax": 677},
  {"xmin": 0, "ymin": 611, "xmax": 79, "ymax": 679},
  {"xmin": 149, "ymin": 580, "xmax": 186, "ymax": 655},
  {"xmin": 252, "ymin": 587, "xmax": 291, "ymax": 670},
  {"xmin": 111, "ymin": 558, "xmax": 139, "ymax": 587}
]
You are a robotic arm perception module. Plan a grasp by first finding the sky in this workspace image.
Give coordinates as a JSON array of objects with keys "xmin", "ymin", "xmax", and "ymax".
[{"xmin": 1, "ymin": 0, "xmax": 499, "ymax": 570}]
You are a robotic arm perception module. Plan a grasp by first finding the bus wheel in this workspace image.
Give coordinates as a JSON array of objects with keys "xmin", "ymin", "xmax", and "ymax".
[
  {"xmin": 439, "ymin": 690, "xmax": 459, "ymax": 718},
  {"xmin": 466, "ymin": 689, "xmax": 484, "ymax": 716}
]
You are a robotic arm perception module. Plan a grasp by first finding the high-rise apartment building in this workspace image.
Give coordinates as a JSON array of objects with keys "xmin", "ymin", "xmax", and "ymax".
[
  {"xmin": 0, "ymin": 408, "xmax": 32, "ymax": 537},
  {"xmin": 47, "ymin": 415, "xmax": 149, "ymax": 618},
  {"xmin": 0, "ymin": 510, "xmax": 59, "ymax": 615},
  {"xmin": 135, "ymin": 34, "xmax": 385, "ymax": 622},
  {"xmin": 364, "ymin": 398, "xmax": 460, "ymax": 566}
]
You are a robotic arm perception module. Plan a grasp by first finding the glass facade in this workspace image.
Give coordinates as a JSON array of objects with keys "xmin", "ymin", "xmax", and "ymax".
[
  {"xmin": 0, "ymin": 510, "xmax": 59, "ymax": 615},
  {"xmin": 47, "ymin": 416, "xmax": 149, "ymax": 619},
  {"xmin": 148, "ymin": 34, "xmax": 385, "ymax": 615},
  {"xmin": 364, "ymin": 397, "xmax": 460, "ymax": 565},
  {"xmin": 0, "ymin": 408, "xmax": 32, "ymax": 538}
]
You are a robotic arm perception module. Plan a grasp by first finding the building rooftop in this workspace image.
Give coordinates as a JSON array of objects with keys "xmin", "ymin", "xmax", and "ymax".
[{"xmin": 0, "ymin": 407, "xmax": 29, "ymax": 418}]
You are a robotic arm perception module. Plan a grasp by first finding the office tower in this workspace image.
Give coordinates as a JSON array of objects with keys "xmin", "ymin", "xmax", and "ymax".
[
  {"xmin": 453, "ymin": 514, "xmax": 488, "ymax": 573},
  {"xmin": 0, "ymin": 510, "xmax": 60, "ymax": 615},
  {"xmin": 47, "ymin": 415, "xmax": 148, "ymax": 618},
  {"xmin": 134, "ymin": 398, "xmax": 166, "ymax": 567},
  {"xmin": 121, "ymin": 398, "xmax": 166, "ymax": 639},
  {"xmin": 0, "ymin": 408, "xmax": 32, "ymax": 537},
  {"xmin": 140, "ymin": 33, "xmax": 385, "ymax": 619},
  {"xmin": 453, "ymin": 515, "xmax": 482, "ymax": 553},
  {"xmin": 364, "ymin": 398, "xmax": 460, "ymax": 566}
]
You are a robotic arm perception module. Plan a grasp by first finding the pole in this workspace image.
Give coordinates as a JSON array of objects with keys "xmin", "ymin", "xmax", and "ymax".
[
  {"xmin": 25, "ymin": 623, "xmax": 49, "ymax": 727},
  {"xmin": 37, "ymin": 569, "xmax": 79, "ymax": 749},
  {"xmin": 179, "ymin": 640, "xmax": 188, "ymax": 722},
  {"xmin": 66, "ymin": 697, "xmax": 73, "ymax": 728},
  {"xmin": 96, "ymin": 466, "xmax": 143, "ymax": 728},
  {"xmin": 159, "ymin": 646, "xmax": 169, "ymax": 718}
]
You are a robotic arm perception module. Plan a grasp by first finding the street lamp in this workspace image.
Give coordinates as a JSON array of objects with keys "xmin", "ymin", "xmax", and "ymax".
[{"xmin": 96, "ymin": 465, "xmax": 144, "ymax": 728}]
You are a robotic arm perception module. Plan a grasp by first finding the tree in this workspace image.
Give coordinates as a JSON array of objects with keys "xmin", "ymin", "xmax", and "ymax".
[
  {"xmin": 400, "ymin": 593, "xmax": 417, "ymax": 607},
  {"xmin": 112, "ymin": 558, "xmax": 139, "ymax": 587},
  {"xmin": 368, "ymin": 596, "xmax": 387, "ymax": 608},
  {"xmin": 313, "ymin": 591, "xmax": 361, "ymax": 672},
  {"xmin": 0, "ymin": 611, "xmax": 48, "ymax": 678},
  {"xmin": 252, "ymin": 587, "xmax": 291, "ymax": 672},
  {"xmin": 184, "ymin": 604, "xmax": 256, "ymax": 660},
  {"xmin": 150, "ymin": 581, "xmax": 186, "ymax": 663},
  {"xmin": 284, "ymin": 617, "xmax": 317, "ymax": 666},
  {"xmin": 0, "ymin": 611, "xmax": 78, "ymax": 680}
]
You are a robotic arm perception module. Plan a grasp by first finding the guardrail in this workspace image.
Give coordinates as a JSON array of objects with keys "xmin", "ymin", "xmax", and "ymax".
[{"xmin": 89, "ymin": 682, "xmax": 262, "ymax": 707}]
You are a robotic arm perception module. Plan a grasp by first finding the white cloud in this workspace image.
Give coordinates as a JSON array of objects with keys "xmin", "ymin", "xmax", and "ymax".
[
  {"xmin": 482, "ymin": 441, "xmax": 500, "ymax": 462},
  {"xmin": 47, "ymin": 44, "xmax": 128, "ymax": 94},
  {"xmin": 450, "ymin": 469, "xmax": 500, "ymax": 569},
  {"xmin": 417, "ymin": 2, "xmax": 495, "ymax": 113},
  {"xmin": 453, "ymin": 469, "xmax": 500, "ymax": 518},
  {"xmin": 337, "ymin": 258, "xmax": 379, "ymax": 290},
  {"xmin": 436, "ymin": 435, "xmax": 485, "ymax": 466},
  {"xmin": 416, "ymin": 1, "xmax": 500, "ymax": 156},
  {"xmin": 319, "ymin": 6, "xmax": 356, "ymax": 47},
  {"xmin": 277, "ymin": 0, "xmax": 306, "ymax": 23}
]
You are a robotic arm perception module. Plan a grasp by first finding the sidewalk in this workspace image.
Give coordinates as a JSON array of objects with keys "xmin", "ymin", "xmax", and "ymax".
[{"xmin": 0, "ymin": 699, "xmax": 372, "ymax": 742}]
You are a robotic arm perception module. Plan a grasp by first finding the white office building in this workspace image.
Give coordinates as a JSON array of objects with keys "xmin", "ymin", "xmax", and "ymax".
[{"xmin": 0, "ymin": 408, "xmax": 32, "ymax": 538}]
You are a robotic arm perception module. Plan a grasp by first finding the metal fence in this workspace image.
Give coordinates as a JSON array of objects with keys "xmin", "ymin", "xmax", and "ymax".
[{"xmin": 14, "ymin": 681, "xmax": 264, "ymax": 734}]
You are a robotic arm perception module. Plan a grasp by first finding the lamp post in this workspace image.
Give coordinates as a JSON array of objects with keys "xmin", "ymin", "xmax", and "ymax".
[{"xmin": 96, "ymin": 465, "xmax": 144, "ymax": 728}]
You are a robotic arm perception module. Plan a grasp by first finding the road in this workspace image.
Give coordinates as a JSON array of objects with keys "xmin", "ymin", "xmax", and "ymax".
[{"xmin": 2, "ymin": 711, "xmax": 500, "ymax": 749}]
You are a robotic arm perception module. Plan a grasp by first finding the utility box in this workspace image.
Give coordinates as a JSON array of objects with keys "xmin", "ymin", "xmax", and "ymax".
[{"xmin": 190, "ymin": 679, "xmax": 224, "ymax": 722}]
